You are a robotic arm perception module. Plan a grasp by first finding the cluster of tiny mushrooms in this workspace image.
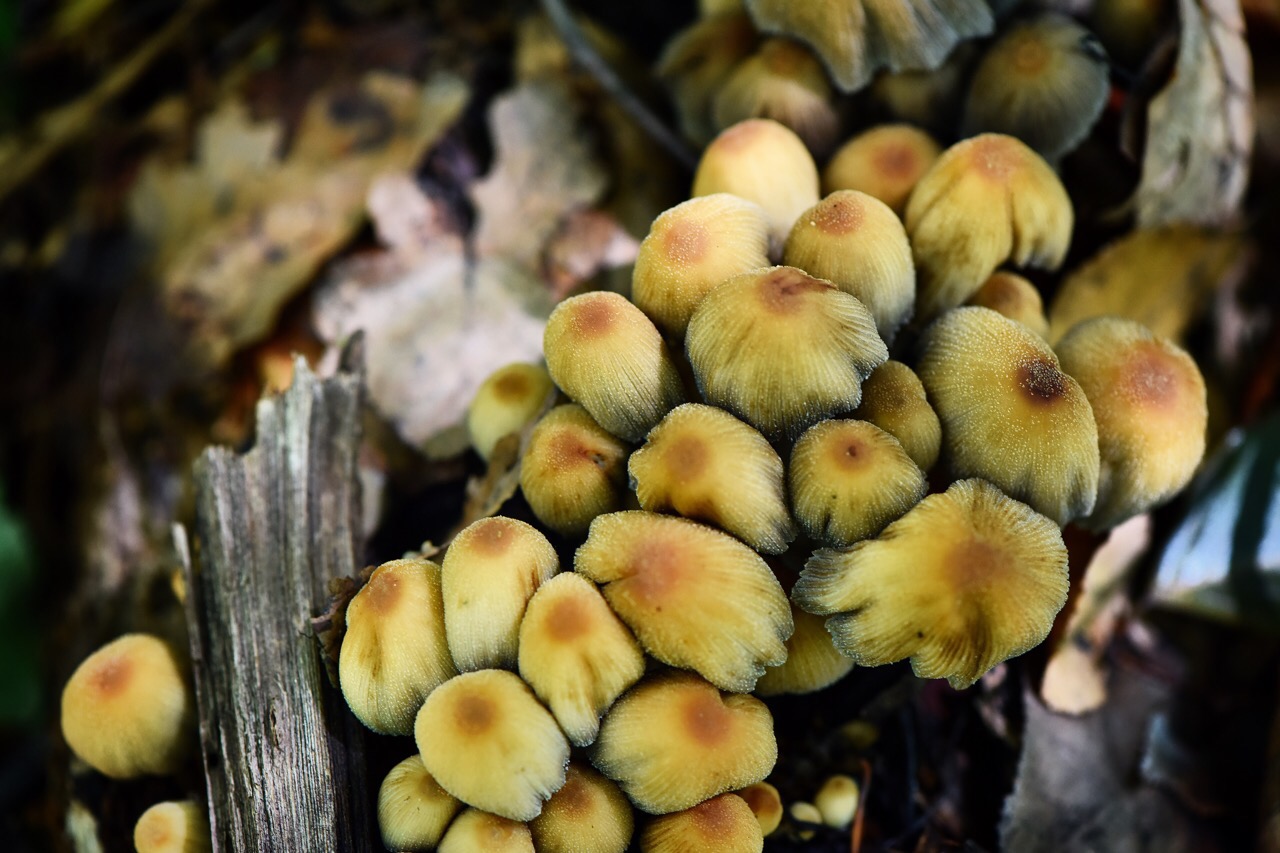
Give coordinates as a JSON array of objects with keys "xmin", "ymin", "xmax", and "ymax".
[{"xmin": 59, "ymin": 2, "xmax": 1207, "ymax": 851}]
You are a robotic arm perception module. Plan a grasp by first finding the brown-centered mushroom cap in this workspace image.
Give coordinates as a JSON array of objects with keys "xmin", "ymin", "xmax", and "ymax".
[
  {"xmin": 1056, "ymin": 317, "xmax": 1207, "ymax": 529},
  {"xmin": 783, "ymin": 191, "xmax": 916, "ymax": 344},
  {"xmin": 966, "ymin": 271, "xmax": 1049, "ymax": 338},
  {"xmin": 628, "ymin": 403, "xmax": 795, "ymax": 554},
  {"xmin": 712, "ymin": 38, "xmax": 839, "ymax": 155},
  {"xmin": 377, "ymin": 754, "xmax": 463, "ymax": 852},
  {"xmin": 822, "ymin": 124, "xmax": 942, "ymax": 214},
  {"xmin": 754, "ymin": 605, "xmax": 856, "ymax": 696},
  {"xmin": 917, "ymin": 306, "xmax": 1099, "ymax": 525},
  {"xmin": 639, "ymin": 793, "xmax": 765, "ymax": 852},
  {"xmin": 686, "ymin": 266, "xmax": 888, "ymax": 442},
  {"xmin": 543, "ymin": 292, "xmax": 686, "ymax": 443},
  {"xmin": 794, "ymin": 478, "xmax": 1069, "ymax": 688},
  {"xmin": 575, "ymin": 511, "xmax": 792, "ymax": 693},
  {"xmin": 529, "ymin": 761, "xmax": 635, "ymax": 853},
  {"xmin": 441, "ymin": 517, "xmax": 559, "ymax": 672},
  {"xmin": 414, "ymin": 669, "xmax": 569, "ymax": 822},
  {"xmin": 518, "ymin": 572, "xmax": 646, "ymax": 747},
  {"xmin": 339, "ymin": 557, "xmax": 457, "ymax": 736},
  {"xmin": 133, "ymin": 801, "xmax": 210, "ymax": 853},
  {"xmin": 736, "ymin": 781, "xmax": 784, "ymax": 836},
  {"xmin": 437, "ymin": 809, "xmax": 535, "ymax": 853},
  {"xmin": 467, "ymin": 362, "xmax": 555, "ymax": 462},
  {"xmin": 520, "ymin": 404, "xmax": 630, "ymax": 538},
  {"xmin": 592, "ymin": 672, "xmax": 777, "ymax": 814},
  {"xmin": 851, "ymin": 359, "xmax": 942, "ymax": 472}
]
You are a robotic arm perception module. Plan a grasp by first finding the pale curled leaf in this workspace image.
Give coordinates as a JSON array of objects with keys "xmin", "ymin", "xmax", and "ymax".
[{"xmin": 1135, "ymin": 0, "xmax": 1252, "ymax": 227}]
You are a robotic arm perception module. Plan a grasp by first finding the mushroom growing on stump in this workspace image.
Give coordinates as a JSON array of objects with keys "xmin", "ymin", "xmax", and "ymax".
[
  {"xmin": 520, "ymin": 404, "xmax": 629, "ymax": 538},
  {"xmin": 529, "ymin": 761, "xmax": 635, "ymax": 853},
  {"xmin": 592, "ymin": 672, "xmax": 777, "ymax": 814},
  {"xmin": 467, "ymin": 362, "xmax": 554, "ymax": 462},
  {"xmin": 640, "ymin": 793, "xmax": 765, "ymax": 852},
  {"xmin": 376, "ymin": 755, "xmax": 463, "ymax": 852},
  {"xmin": 783, "ymin": 190, "xmax": 916, "ymax": 344},
  {"xmin": 339, "ymin": 557, "xmax": 456, "ymax": 736},
  {"xmin": 628, "ymin": 403, "xmax": 796, "ymax": 554},
  {"xmin": 1056, "ymin": 317, "xmax": 1208, "ymax": 529},
  {"xmin": 133, "ymin": 801, "xmax": 211, "ymax": 853},
  {"xmin": 822, "ymin": 124, "xmax": 942, "ymax": 214},
  {"xmin": 794, "ymin": 478, "xmax": 1069, "ymax": 688},
  {"xmin": 631, "ymin": 194, "xmax": 771, "ymax": 340},
  {"xmin": 414, "ymin": 669, "xmax": 569, "ymax": 821},
  {"xmin": 917, "ymin": 307, "xmax": 1099, "ymax": 526},
  {"xmin": 543, "ymin": 291, "xmax": 685, "ymax": 443},
  {"xmin": 686, "ymin": 265, "xmax": 888, "ymax": 442},
  {"xmin": 575, "ymin": 511, "xmax": 792, "ymax": 693},
  {"xmin": 60, "ymin": 633, "xmax": 193, "ymax": 779},
  {"xmin": 851, "ymin": 360, "xmax": 942, "ymax": 472},
  {"xmin": 441, "ymin": 516, "xmax": 558, "ymax": 672},
  {"xmin": 905, "ymin": 133, "xmax": 1073, "ymax": 322},
  {"xmin": 518, "ymin": 572, "xmax": 646, "ymax": 747}
]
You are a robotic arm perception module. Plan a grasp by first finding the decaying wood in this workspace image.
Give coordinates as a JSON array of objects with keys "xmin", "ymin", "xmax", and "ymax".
[{"xmin": 180, "ymin": 342, "xmax": 372, "ymax": 853}]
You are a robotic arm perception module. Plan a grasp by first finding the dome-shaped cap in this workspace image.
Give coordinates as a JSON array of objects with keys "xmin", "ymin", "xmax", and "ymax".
[
  {"xmin": 754, "ymin": 605, "xmax": 855, "ymax": 696},
  {"xmin": 712, "ymin": 38, "xmax": 839, "ymax": 155},
  {"xmin": 639, "ymin": 793, "xmax": 764, "ymax": 852},
  {"xmin": 376, "ymin": 755, "xmax": 463, "ymax": 851},
  {"xmin": 822, "ymin": 124, "xmax": 941, "ymax": 214},
  {"xmin": 530, "ymin": 761, "xmax": 635, "ymax": 853},
  {"xmin": 520, "ymin": 404, "xmax": 629, "ymax": 538},
  {"xmin": 133, "ymin": 801, "xmax": 210, "ymax": 853},
  {"xmin": 467, "ymin": 362, "xmax": 554, "ymax": 461},
  {"xmin": 851, "ymin": 360, "xmax": 941, "ymax": 472},
  {"xmin": 966, "ymin": 271, "xmax": 1049, "ymax": 338},
  {"xmin": 437, "ymin": 809, "xmax": 534, "ymax": 853}
]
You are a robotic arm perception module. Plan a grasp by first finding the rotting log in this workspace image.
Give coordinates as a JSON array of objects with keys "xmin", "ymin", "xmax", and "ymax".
[{"xmin": 178, "ymin": 341, "xmax": 372, "ymax": 853}]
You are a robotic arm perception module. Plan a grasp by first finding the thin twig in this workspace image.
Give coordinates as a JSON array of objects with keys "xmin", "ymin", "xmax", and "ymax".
[{"xmin": 540, "ymin": 0, "xmax": 697, "ymax": 171}]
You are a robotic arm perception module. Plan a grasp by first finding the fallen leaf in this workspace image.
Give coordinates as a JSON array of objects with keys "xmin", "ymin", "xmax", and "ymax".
[
  {"xmin": 1134, "ymin": 0, "xmax": 1252, "ymax": 227},
  {"xmin": 1047, "ymin": 227, "xmax": 1247, "ymax": 344}
]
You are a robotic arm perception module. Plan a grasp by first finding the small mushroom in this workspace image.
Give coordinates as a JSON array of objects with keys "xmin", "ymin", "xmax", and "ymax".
[
  {"xmin": 376, "ymin": 755, "xmax": 463, "ymax": 852},
  {"xmin": 966, "ymin": 271, "xmax": 1049, "ymax": 338},
  {"xmin": 712, "ymin": 38, "xmax": 839, "ymax": 156},
  {"xmin": 815, "ymin": 775, "xmax": 859, "ymax": 829},
  {"xmin": 962, "ymin": 13, "xmax": 1110, "ymax": 163},
  {"xmin": 60, "ymin": 633, "xmax": 193, "ymax": 779},
  {"xmin": 520, "ymin": 404, "xmax": 630, "ymax": 538},
  {"xmin": 467, "ymin": 362, "xmax": 554, "ymax": 462},
  {"xmin": 575, "ymin": 511, "xmax": 793, "ymax": 693},
  {"xmin": 133, "ymin": 801, "xmax": 210, "ymax": 853},
  {"xmin": 691, "ymin": 120, "xmax": 820, "ymax": 253},
  {"xmin": 851, "ymin": 360, "xmax": 942, "ymax": 472},
  {"xmin": 917, "ymin": 307, "xmax": 1099, "ymax": 525},
  {"xmin": 628, "ymin": 403, "xmax": 795, "ymax": 554},
  {"xmin": 686, "ymin": 266, "xmax": 888, "ymax": 442},
  {"xmin": 437, "ymin": 809, "xmax": 535, "ymax": 853},
  {"xmin": 529, "ymin": 761, "xmax": 635, "ymax": 853},
  {"xmin": 518, "ymin": 573, "xmax": 646, "ymax": 747},
  {"xmin": 789, "ymin": 419, "xmax": 926, "ymax": 547},
  {"xmin": 794, "ymin": 478, "xmax": 1069, "ymax": 688},
  {"xmin": 543, "ymin": 292, "xmax": 686, "ymax": 443},
  {"xmin": 905, "ymin": 134, "xmax": 1073, "ymax": 322},
  {"xmin": 754, "ymin": 606, "xmax": 855, "ymax": 696},
  {"xmin": 639, "ymin": 793, "xmax": 765, "ymax": 852},
  {"xmin": 1056, "ymin": 317, "xmax": 1207, "ymax": 529},
  {"xmin": 592, "ymin": 672, "xmax": 777, "ymax": 814},
  {"xmin": 631, "ymin": 194, "xmax": 771, "ymax": 340},
  {"xmin": 736, "ymin": 781, "xmax": 784, "ymax": 836},
  {"xmin": 414, "ymin": 670, "xmax": 569, "ymax": 822},
  {"xmin": 822, "ymin": 124, "xmax": 942, "ymax": 214},
  {"xmin": 783, "ymin": 191, "xmax": 916, "ymax": 343},
  {"xmin": 339, "ymin": 557, "xmax": 456, "ymax": 735},
  {"xmin": 441, "ymin": 517, "xmax": 559, "ymax": 671},
  {"xmin": 657, "ymin": 12, "xmax": 760, "ymax": 146}
]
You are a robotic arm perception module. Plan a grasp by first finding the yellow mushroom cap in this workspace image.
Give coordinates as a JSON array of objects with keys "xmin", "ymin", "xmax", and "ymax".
[
  {"xmin": 415, "ymin": 669, "xmax": 569, "ymax": 821},
  {"xmin": 822, "ymin": 124, "xmax": 942, "ymax": 214},
  {"xmin": 917, "ymin": 307, "xmax": 1100, "ymax": 525},
  {"xmin": 783, "ymin": 191, "xmax": 915, "ymax": 344},
  {"xmin": 852, "ymin": 360, "xmax": 941, "ymax": 472},
  {"xmin": 60, "ymin": 633, "xmax": 192, "ymax": 779},
  {"xmin": 628, "ymin": 403, "xmax": 795, "ymax": 554},
  {"xmin": 686, "ymin": 266, "xmax": 888, "ymax": 442},
  {"xmin": 743, "ymin": 0, "xmax": 993, "ymax": 93},
  {"xmin": 437, "ymin": 809, "xmax": 534, "ymax": 853},
  {"xmin": 815, "ymin": 775, "xmax": 859, "ymax": 828},
  {"xmin": 467, "ymin": 362, "xmax": 554, "ymax": 462},
  {"xmin": 754, "ymin": 605, "xmax": 856, "ymax": 696},
  {"xmin": 639, "ymin": 793, "xmax": 764, "ymax": 852},
  {"xmin": 575, "ymin": 511, "xmax": 792, "ymax": 692},
  {"xmin": 966, "ymin": 271, "xmax": 1049, "ymax": 338},
  {"xmin": 962, "ymin": 13, "xmax": 1110, "ymax": 163},
  {"xmin": 530, "ymin": 761, "xmax": 635, "ymax": 853},
  {"xmin": 657, "ymin": 12, "xmax": 760, "ymax": 146},
  {"xmin": 592, "ymin": 672, "xmax": 777, "ymax": 814},
  {"xmin": 134, "ymin": 801, "xmax": 210, "ymax": 853},
  {"xmin": 736, "ymin": 781, "xmax": 783, "ymax": 836},
  {"xmin": 1056, "ymin": 317, "xmax": 1207, "ymax": 529},
  {"xmin": 712, "ymin": 38, "xmax": 839, "ymax": 156},
  {"xmin": 631, "ymin": 194, "xmax": 771, "ymax": 340},
  {"xmin": 789, "ymin": 419, "xmax": 926, "ymax": 546},
  {"xmin": 905, "ymin": 133, "xmax": 1073, "ymax": 322},
  {"xmin": 793, "ymin": 478, "xmax": 1069, "ymax": 688},
  {"xmin": 339, "ymin": 558, "xmax": 456, "ymax": 736},
  {"xmin": 520, "ymin": 404, "xmax": 629, "ymax": 538},
  {"xmin": 441, "ymin": 517, "xmax": 559, "ymax": 671},
  {"xmin": 518, "ymin": 573, "xmax": 646, "ymax": 747},
  {"xmin": 543, "ymin": 292, "xmax": 686, "ymax": 443},
  {"xmin": 377, "ymin": 754, "xmax": 463, "ymax": 852},
  {"xmin": 691, "ymin": 119, "xmax": 820, "ymax": 252}
]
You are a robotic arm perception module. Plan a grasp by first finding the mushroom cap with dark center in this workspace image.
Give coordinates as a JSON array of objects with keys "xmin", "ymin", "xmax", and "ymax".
[
  {"xmin": 437, "ymin": 809, "xmax": 535, "ymax": 853},
  {"xmin": 467, "ymin": 362, "xmax": 554, "ymax": 462},
  {"xmin": 520, "ymin": 404, "xmax": 629, "ymax": 538},
  {"xmin": 851, "ymin": 359, "xmax": 942, "ymax": 472},
  {"xmin": 376, "ymin": 755, "xmax": 463, "ymax": 852},
  {"xmin": 640, "ymin": 793, "xmax": 765, "ymax": 852},
  {"xmin": 529, "ymin": 761, "xmax": 635, "ymax": 853},
  {"xmin": 822, "ymin": 124, "xmax": 942, "ymax": 214},
  {"xmin": 966, "ymin": 271, "xmax": 1049, "ymax": 338}
]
